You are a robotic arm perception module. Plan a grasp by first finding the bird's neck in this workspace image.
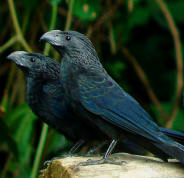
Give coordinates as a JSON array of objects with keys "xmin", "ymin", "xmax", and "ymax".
[
  {"xmin": 60, "ymin": 52, "xmax": 104, "ymax": 91},
  {"xmin": 26, "ymin": 77, "xmax": 44, "ymax": 114},
  {"xmin": 59, "ymin": 55, "xmax": 83, "ymax": 101}
]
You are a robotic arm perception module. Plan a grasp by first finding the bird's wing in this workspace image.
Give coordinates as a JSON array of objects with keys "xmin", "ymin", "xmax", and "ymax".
[
  {"xmin": 77, "ymin": 72, "xmax": 168, "ymax": 143},
  {"xmin": 42, "ymin": 82, "xmax": 69, "ymax": 119}
]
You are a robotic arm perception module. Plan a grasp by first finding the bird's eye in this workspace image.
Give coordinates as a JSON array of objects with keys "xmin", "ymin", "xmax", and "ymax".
[
  {"xmin": 30, "ymin": 58, "xmax": 35, "ymax": 62},
  {"xmin": 66, "ymin": 36, "xmax": 71, "ymax": 41}
]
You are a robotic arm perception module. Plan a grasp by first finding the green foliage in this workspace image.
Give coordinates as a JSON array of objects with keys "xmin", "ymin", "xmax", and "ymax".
[
  {"xmin": 106, "ymin": 61, "xmax": 126, "ymax": 79},
  {"xmin": 0, "ymin": 119, "xmax": 18, "ymax": 157},
  {"xmin": 17, "ymin": 0, "xmax": 39, "ymax": 10},
  {"xmin": 1, "ymin": 0, "xmax": 184, "ymax": 177},
  {"xmin": 71, "ymin": 0, "xmax": 100, "ymax": 21},
  {"xmin": 151, "ymin": 102, "xmax": 184, "ymax": 132},
  {"xmin": 168, "ymin": 1, "xmax": 184, "ymax": 23},
  {"xmin": 50, "ymin": 0, "xmax": 63, "ymax": 6},
  {"xmin": 4, "ymin": 104, "xmax": 36, "ymax": 162},
  {"xmin": 46, "ymin": 130, "xmax": 72, "ymax": 156},
  {"xmin": 128, "ymin": 7, "xmax": 151, "ymax": 28},
  {"xmin": 172, "ymin": 109, "xmax": 184, "ymax": 132},
  {"xmin": 151, "ymin": 102, "xmax": 172, "ymax": 126}
]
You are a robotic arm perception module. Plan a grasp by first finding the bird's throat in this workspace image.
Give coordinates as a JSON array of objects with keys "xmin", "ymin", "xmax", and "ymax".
[{"xmin": 26, "ymin": 77, "xmax": 43, "ymax": 114}]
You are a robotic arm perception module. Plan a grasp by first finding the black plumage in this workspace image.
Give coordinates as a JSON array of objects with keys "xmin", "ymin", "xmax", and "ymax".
[
  {"xmin": 7, "ymin": 51, "xmax": 104, "ymax": 148},
  {"xmin": 7, "ymin": 51, "xmax": 145, "ymax": 155},
  {"xmin": 40, "ymin": 30, "xmax": 184, "ymax": 165}
]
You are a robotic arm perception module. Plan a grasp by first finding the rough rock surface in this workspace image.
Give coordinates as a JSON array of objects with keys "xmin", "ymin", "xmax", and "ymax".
[{"xmin": 39, "ymin": 153, "xmax": 184, "ymax": 178}]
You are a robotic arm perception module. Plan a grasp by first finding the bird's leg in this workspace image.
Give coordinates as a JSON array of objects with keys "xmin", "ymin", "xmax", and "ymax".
[
  {"xmin": 44, "ymin": 139, "xmax": 85, "ymax": 166},
  {"xmin": 68, "ymin": 139, "xmax": 85, "ymax": 155},
  {"xmin": 77, "ymin": 139, "xmax": 125, "ymax": 166},
  {"xmin": 85, "ymin": 140, "xmax": 108, "ymax": 156}
]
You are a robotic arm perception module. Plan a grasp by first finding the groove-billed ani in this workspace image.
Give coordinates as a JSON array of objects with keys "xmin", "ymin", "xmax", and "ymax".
[
  {"xmin": 40, "ymin": 30, "xmax": 184, "ymax": 165},
  {"xmin": 7, "ymin": 51, "xmax": 145, "ymax": 156},
  {"xmin": 7, "ymin": 51, "xmax": 103, "ymax": 153}
]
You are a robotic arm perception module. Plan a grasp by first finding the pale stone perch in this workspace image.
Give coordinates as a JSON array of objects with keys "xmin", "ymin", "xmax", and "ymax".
[{"xmin": 39, "ymin": 153, "xmax": 184, "ymax": 178}]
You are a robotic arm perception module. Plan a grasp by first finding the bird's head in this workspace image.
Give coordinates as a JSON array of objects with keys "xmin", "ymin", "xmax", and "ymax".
[
  {"xmin": 7, "ymin": 51, "xmax": 60, "ymax": 80},
  {"xmin": 40, "ymin": 30, "xmax": 101, "ymax": 69}
]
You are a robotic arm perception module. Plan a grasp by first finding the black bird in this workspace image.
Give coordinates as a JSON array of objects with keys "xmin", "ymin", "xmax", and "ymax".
[
  {"xmin": 7, "ymin": 51, "xmax": 146, "ymax": 156},
  {"xmin": 6, "ymin": 51, "xmax": 102, "ymax": 153},
  {"xmin": 40, "ymin": 30, "xmax": 184, "ymax": 165}
]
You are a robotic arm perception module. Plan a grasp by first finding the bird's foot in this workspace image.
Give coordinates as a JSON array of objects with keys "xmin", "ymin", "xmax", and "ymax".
[
  {"xmin": 43, "ymin": 157, "xmax": 58, "ymax": 166},
  {"xmin": 85, "ymin": 141, "xmax": 108, "ymax": 157},
  {"xmin": 60, "ymin": 153, "xmax": 75, "ymax": 158},
  {"xmin": 43, "ymin": 154, "xmax": 75, "ymax": 166},
  {"xmin": 83, "ymin": 153, "xmax": 102, "ymax": 157},
  {"xmin": 76, "ymin": 157, "xmax": 126, "ymax": 166}
]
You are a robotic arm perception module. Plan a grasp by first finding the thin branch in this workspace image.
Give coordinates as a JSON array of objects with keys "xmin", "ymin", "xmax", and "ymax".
[
  {"xmin": 65, "ymin": 0, "xmax": 74, "ymax": 30},
  {"xmin": 38, "ymin": 10, "xmax": 48, "ymax": 32},
  {"xmin": 7, "ymin": 0, "xmax": 32, "ymax": 52},
  {"xmin": 0, "ymin": 35, "xmax": 18, "ymax": 54},
  {"xmin": 86, "ymin": 25, "xmax": 93, "ymax": 38},
  {"xmin": 122, "ymin": 47, "xmax": 169, "ymax": 121},
  {"xmin": 44, "ymin": 4, "xmax": 58, "ymax": 55},
  {"xmin": 22, "ymin": 9, "xmax": 31, "ymax": 34},
  {"xmin": 7, "ymin": 0, "xmax": 21, "ymax": 35},
  {"xmin": 128, "ymin": 0, "xmax": 133, "ymax": 12},
  {"xmin": 87, "ymin": 0, "xmax": 121, "ymax": 37},
  {"xmin": 18, "ymin": 35, "xmax": 32, "ymax": 52},
  {"xmin": 155, "ymin": 0, "xmax": 183, "ymax": 128},
  {"xmin": 30, "ymin": 124, "xmax": 49, "ymax": 178},
  {"xmin": 108, "ymin": 22, "xmax": 116, "ymax": 54}
]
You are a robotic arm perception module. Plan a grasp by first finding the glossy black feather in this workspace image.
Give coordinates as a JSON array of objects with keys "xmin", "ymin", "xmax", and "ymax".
[
  {"xmin": 40, "ymin": 30, "xmax": 184, "ymax": 164},
  {"xmin": 8, "ymin": 51, "xmax": 147, "ymax": 155},
  {"xmin": 8, "ymin": 52, "xmax": 103, "ymax": 142}
]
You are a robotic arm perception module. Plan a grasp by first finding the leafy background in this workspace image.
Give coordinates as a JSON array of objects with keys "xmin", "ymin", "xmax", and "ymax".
[{"xmin": 0, "ymin": 0, "xmax": 184, "ymax": 177}]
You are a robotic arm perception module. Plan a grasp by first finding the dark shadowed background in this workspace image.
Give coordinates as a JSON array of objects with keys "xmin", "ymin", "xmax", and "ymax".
[{"xmin": 0, "ymin": 0, "xmax": 184, "ymax": 177}]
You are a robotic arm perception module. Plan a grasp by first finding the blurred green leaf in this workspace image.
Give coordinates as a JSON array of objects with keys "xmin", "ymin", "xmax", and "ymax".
[
  {"xmin": 14, "ymin": 106, "xmax": 35, "ymax": 163},
  {"xmin": 128, "ymin": 7, "xmax": 150, "ymax": 28},
  {"xmin": 49, "ymin": 0, "xmax": 63, "ymax": 6},
  {"xmin": 71, "ymin": 0, "xmax": 100, "ymax": 21},
  {"xmin": 4, "ymin": 104, "xmax": 36, "ymax": 164},
  {"xmin": 46, "ymin": 130, "xmax": 71, "ymax": 155},
  {"xmin": 124, "ymin": 0, "xmax": 144, "ymax": 10},
  {"xmin": 4, "ymin": 104, "xmax": 35, "ymax": 128},
  {"xmin": 1, "ymin": 96, "xmax": 9, "ymax": 113},
  {"xmin": 151, "ymin": 102, "xmax": 184, "ymax": 131},
  {"xmin": 147, "ymin": 0, "xmax": 168, "ymax": 29},
  {"xmin": 114, "ymin": 23, "xmax": 129, "ymax": 45},
  {"xmin": 150, "ymin": 102, "xmax": 172, "ymax": 126},
  {"xmin": 172, "ymin": 109, "xmax": 184, "ymax": 132},
  {"xmin": 0, "ymin": 118, "xmax": 18, "ymax": 156},
  {"xmin": 16, "ymin": 0, "xmax": 39, "ymax": 10},
  {"xmin": 106, "ymin": 61, "xmax": 126, "ymax": 79},
  {"xmin": 168, "ymin": 1, "xmax": 184, "ymax": 23}
]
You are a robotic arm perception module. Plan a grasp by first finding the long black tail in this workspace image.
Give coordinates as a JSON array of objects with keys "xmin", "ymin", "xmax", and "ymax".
[{"xmin": 160, "ymin": 127, "xmax": 184, "ymax": 145}]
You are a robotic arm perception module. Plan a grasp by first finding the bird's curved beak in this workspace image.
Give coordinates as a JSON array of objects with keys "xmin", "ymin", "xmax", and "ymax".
[
  {"xmin": 7, "ymin": 51, "xmax": 28, "ymax": 66},
  {"xmin": 40, "ymin": 30, "xmax": 63, "ymax": 47}
]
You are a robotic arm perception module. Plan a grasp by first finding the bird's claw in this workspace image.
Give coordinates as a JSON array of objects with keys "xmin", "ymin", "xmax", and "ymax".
[
  {"xmin": 43, "ymin": 154, "xmax": 76, "ymax": 167},
  {"xmin": 76, "ymin": 157, "xmax": 126, "ymax": 166},
  {"xmin": 60, "ymin": 153, "xmax": 74, "ymax": 158},
  {"xmin": 43, "ymin": 158, "xmax": 57, "ymax": 167}
]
